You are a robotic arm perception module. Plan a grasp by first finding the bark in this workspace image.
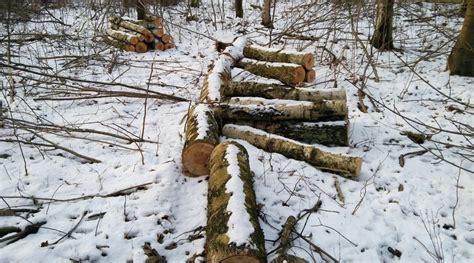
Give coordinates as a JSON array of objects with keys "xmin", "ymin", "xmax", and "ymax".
[
  {"xmin": 262, "ymin": 0, "xmax": 273, "ymax": 28},
  {"xmin": 223, "ymin": 81, "xmax": 347, "ymax": 102},
  {"xmin": 109, "ymin": 16, "xmax": 154, "ymax": 43},
  {"xmin": 236, "ymin": 0, "xmax": 243, "ymax": 18},
  {"xmin": 104, "ymin": 36, "xmax": 136, "ymax": 52},
  {"xmin": 106, "ymin": 29, "xmax": 139, "ymax": 45},
  {"xmin": 218, "ymin": 99, "xmax": 348, "ymax": 122},
  {"xmin": 207, "ymin": 141, "xmax": 266, "ymax": 263},
  {"xmin": 448, "ymin": 0, "xmax": 474, "ymax": 76},
  {"xmin": 371, "ymin": 0, "xmax": 394, "ymax": 50},
  {"xmin": 243, "ymin": 45, "xmax": 315, "ymax": 70},
  {"xmin": 222, "ymin": 125, "xmax": 362, "ymax": 177},
  {"xmin": 136, "ymin": 0, "xmax": 146, "ymax": 20},
  {"xmin": 236, "ymin": 58, "xmax": 306, "ymax": 85},
  {"xmin": 226, "ymin": 120, "xmax": 348, "ymax": 146},
  {"xmin": 182, "ymin": 104, "xmax": 220, "ymax": 176},
  {"xmin": 271, "ymin": 216, "xmax": 308, "ymax": 263},
  {"xmin": 110, "ymin": 24, "xmax": 146, "ymax": 42}
]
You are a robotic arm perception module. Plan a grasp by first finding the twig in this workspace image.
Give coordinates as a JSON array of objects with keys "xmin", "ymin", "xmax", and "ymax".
[{"xmin": 49, "ymin": 211, "xmax": 87, "ymax": 246}]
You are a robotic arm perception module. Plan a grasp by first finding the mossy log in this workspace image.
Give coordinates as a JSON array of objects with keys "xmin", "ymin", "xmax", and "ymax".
[
  {"xmin": 182, "ymin": 104, "xmax": 220, "ymax": 176},
  {"xmin": 207, "ymin": 141, "xmax": 266, "ymax": 263},
  {"xmin": 236, "ymin": 58, "xmax": 306, "ymax": 85},
  {"xmin": 218, "ymin": 99, "xmax": 347, "ymax": 122},
  {"xmin": 243, "ymin": 44, "xmax": 314, "ymax": 70},
  {"xmin": 227, "ymin": 120, "xmax": 348, "ymax": 146},
  {"xmin": 200, "ymin": 37, "xmax": 247, "ymax": 103},
  {"xmin": 106, "ymin": 29, "xmax": 139, "ymax": 45},
  {"xmin": 109, "ymin": 16, "xmax": 154, "ymax": 42},
  {"xmin": 222, "ymin": 124, "xmax": 362, "ymax": 177},
  {"xmin": 104, "ymin": 36, "xmax": 135, "ymax": 52},
  {"xmin": 223, "ymin": 81, "xmax": 346, "ymax": 102}
]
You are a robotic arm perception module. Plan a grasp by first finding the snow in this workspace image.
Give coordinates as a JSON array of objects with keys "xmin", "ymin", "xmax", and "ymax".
[
  {"xmin": 224, "ymin": 143, "xmax": 255, "ymax": 247},
  {"xmin": 193, "ymin": 104, "xmax": 211, "ymax": 139},
  {"xmin": 0, "ymin": 1, "xmax": 473, "ymax": 262}
]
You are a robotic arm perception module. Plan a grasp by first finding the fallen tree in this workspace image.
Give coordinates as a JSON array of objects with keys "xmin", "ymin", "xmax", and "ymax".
[
  {"xmin": 207, "ymin": 141, "xmax": 266, "ymax": 262},
  {"xmin": 222, "ymin": 124, "xmax": 362, "ymax": 177},
  {"xmin": 243, "ymin": 44, "xmax": 315, "ymax": 70},
  {"xmin": 236, "ymin": 58, "xmax": 306, "ymax": 85}
]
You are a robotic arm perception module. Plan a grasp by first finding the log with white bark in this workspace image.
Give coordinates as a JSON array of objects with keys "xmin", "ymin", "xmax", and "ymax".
[
  {"xmin": 227, "ymin": 120, "xmax": 348, "ymax": 146},
  {"xmin": 106, "ymin": 29, "xmax": 139, "ymax": 45},
  {"xmin": 109, "ymin": 16, "xmax": 154, "ymax": 43},
  {"xmin": 243, "ymin": 44, "xmax": 315, "ymax": 70},
  {"xmin": 110, "ymin": 24, "xmax": 146, "ymax": 42},
  {"xmin": 218, "ymin": 99, "xmax": 347, "ymax": 122},
  {"xmin": 236, "ymin": 58, "xmax": 306, "ymax": 85},
  {"xmin": 104, "ymin": 36, "xmax": 135, "ymax": 52},
  {"xmin": 207, "ymin": 141, "xmax": 266, "ymax": 262},
  {"xmin": 200, "ymin": 37, "xmax": 247, "ymax": 103},
  {"xmin": 223, "ymin": 81, "xmax": 347, "ymax": 102},
  {"xmin": 222, "ymin": 124, "xmax": 362, "ymax": 177},
  {"xmin": 182, "ymin": 104, "xmax": 220, "ymax": 176}
]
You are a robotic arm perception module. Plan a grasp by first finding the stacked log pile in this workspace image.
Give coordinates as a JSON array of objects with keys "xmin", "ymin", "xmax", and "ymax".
[{"xmin": 104, "ymin": 16, "xmax": 174, "ymax": 53}]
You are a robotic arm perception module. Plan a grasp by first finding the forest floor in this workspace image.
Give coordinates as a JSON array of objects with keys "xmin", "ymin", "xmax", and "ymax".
[{"xmin": 0, "ymin": 1, "xmax": 473, "ymax": 262}]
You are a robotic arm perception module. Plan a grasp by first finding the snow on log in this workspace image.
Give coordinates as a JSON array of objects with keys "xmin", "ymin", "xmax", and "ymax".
[
  {"xmin": 222, "ymin": 124, "xmax": 362, "ymax": 177},
  {"xmin": 200, "ymin": 37, "xmax": 248, "ymax": 103},
  {"xmin": 228, "ymin": 120, "xmax": 349, "ymax": 146},
  {"xmin": 182, "ymin": 104, "xmax": 220, "ymax": 176},
  {"xmin": 223, "ymin": 81, "xmax": 347, "ymax": 102},
  {"xmin": 236, "ymin": 58, "xmax": 306, "ymax": 85},
  {"xmin": 106, "ymin": 29, "xmax": 139, "ymax": 45},
  {"xmin": 207, "ymin": 141, "xmax": 266, "ymax": 262},
  {"xmin": 218, "ymin": 99, "xmax": 347, "ymax": 122},
  {"xmin": 243, "ymin": 44, "xmax": 315, "ymax": 70},
  {"xmin": 104, "ymin": 36, "xmax": 135, "ymax": 52},
  {"xmin": 109, "ymin": 16, "xmax": 154, "ymax": 43},
  {"xmin": 110, "ymin": 24, "xmax": 146, "ymax": 42}
]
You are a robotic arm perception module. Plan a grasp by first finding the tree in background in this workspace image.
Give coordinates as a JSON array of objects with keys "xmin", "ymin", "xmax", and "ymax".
[
  {"xmin": 190, "ymin": 0, "xmax": 199, "ymax": 8},
  {"xmin": 236, "ymin": 0, "xmax": 243, "ymax": 18},
  {"xmin": 371, "ymin": 0, "xmax": 394, "ymax": 50},
  {"xmin": 262, "ymin": 0, "xmax": 272, "ymax": 28},
  {"xmin": 136, "ymin": 0, "xmax": 146, "ymax": 19},
  {"xmin": 449, "ymin": 0, "xmax": 474, "ymax": 76}
]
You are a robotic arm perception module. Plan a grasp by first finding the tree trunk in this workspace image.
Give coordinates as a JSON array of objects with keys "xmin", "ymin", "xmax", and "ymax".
[
  {"xmin": 448, "ymin": 0, "xmax": 474, "ymax": 76},
  {"xmin": 104, "ymin": 36, "xmax": 136, "ymax": 52},
  {"xmin": 236, "ymin": 0, "xmax": 243, "ymax": 18},
  {"xmin": 262, "ymin": 0, "xmax": 273, "ymax": 28},
  {"xmin": 226, "ymin": 120, "xmax": 348, "ymax": 146},
  {"xmin": 182, "ymin": 104, "xmax": 220, "ymax": 176},
  {"xmin": 190, "ymin": 0, "xmax": 200, "ymax": 8},
  {"xmin": 223, "ymin": 81, "xmax": 347, "ymax": 102},
  {"xmin": 243, "ymin": 45, "xmax": 314, "ymax": 70},
  {"xmin": 218, "ymin": 99, "xmax": 348, "ymax": 122},
  {"xmin": 136, "ymin": 0, "xmax": 146, "ymax": 20},
  {"xmin": 106, "ymin": 29, "xmax": 139, "ymax": 45},
  {"xmin": 370, "ymin": 0, "xmax": 394, "ymax": 50},
  {"xmin": 207, "ymin": 141, "xmax": 266, "ymax": 263},
  {"xmin": 236, "ymin": 58, "xmax": 306, "ymax": 85},
  {"xmin": 222, "ymin": 124, "xmax": 362, "ymax": 177}
]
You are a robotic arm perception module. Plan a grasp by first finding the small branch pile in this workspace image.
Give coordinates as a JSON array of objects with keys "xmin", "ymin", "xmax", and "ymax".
[{"xmin": 105, "ymin": 16, "xmax": 174, "ymax": 53}]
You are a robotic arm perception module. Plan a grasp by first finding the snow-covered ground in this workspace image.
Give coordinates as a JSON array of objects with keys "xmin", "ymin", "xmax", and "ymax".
[{"xmin": 0, "ymin": 1, "xmax": 472, "ymax": 262}]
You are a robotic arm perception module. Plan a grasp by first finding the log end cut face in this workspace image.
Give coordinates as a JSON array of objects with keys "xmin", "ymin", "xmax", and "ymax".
[
  {"xmin": 305, "ymin": 69, "xmax": 316, "ymax": 83},
  {"xmin": 221, "ymin": 255, "xmax": 261, "ymax": 263},
  {"xmin": 303, "ymin": 53, "xmax": 315, "ymax": 70},
  {"xmin": 182, "ymin": 142, "xmax": 215, "ymax": 176},
  {"xmin": 293, "ymin": 66, "xmax": 306, "ymax": 84}
]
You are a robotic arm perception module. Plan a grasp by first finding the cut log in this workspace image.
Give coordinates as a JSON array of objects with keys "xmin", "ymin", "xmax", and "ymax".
[
  {"xmin": 110, "ymin": 24, "xmax": 146, "ymax": 42},
  {"xmin": 227, "ymin": 120, "xmax": 348, "ymax": 146},
  {"xmin": 223, "ymin": 81, "xmax": 347, "ymax": 102},
  {"xmin": 243, "ymin": 44, "xmax": 314, "ymax": 70},
  {"xmin": 200, "ymin": 37, "xmax": 248, "ymax": 103},
  {"xmin": 135, "ymin": 42, "xmax": 148, "ymax": 53},
  {"xmin": 222, "ymin": 124, "xmax": 362, "ymax": 177},
  {"xmin": 207, "ymin": 141, "xmax": 266, "ymax": 263},
  {"xmin": 152, "ymin": 39, "xmax": 165, "ymax": 51},
  {"xmin": 161, "ymin": 34, "xmax": 173, "ymax": 44},
  {"xmin": 305, "ymin": 69, "xmax": 316, "ymax": 83},
  {"xmin": 236, "ymin": 58, "xmax": 306, "ymax": 85},
  {"xmin": 164, "ymin": 42, "xmax": 175, "ymax": 50},
  {"xmin": 218, "ymin": 99, "xmax": 347, "ymax": 122},
  {"xmin": 182, "ymin": 104, "xmax": 220, "ymax": 176},
  {"xmin": 104, "ymin": 36, "xmax": 135, "ymax": 52},
  {"xmin": 109, "ymin": 16, "xmax": 154, "ymax": 42},
  {"xmin": 152, "ymin": 27, "xmax": 165, "ymax": 37},
  {"xmin": 106, "ymin": 29, "xmax": 139, "ymax": 45}
]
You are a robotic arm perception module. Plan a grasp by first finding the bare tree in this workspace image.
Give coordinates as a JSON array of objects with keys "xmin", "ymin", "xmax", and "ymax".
[
  {"xmin": 448, "ymin": 0, "xmax": 474, "ymax": 76},
  {"xmin": 190, "ymin": 0, "xmax": 199, "ymax": 8},
  {"xmin": 136, "ymin": 0, "xmax": 146, "ymax": 19},
  {"xmin": 236, "ymin": 0, "xmax": 243, "ymax": 18},
  {"xmin": 262, "ymin": 0, "xmax": 272, "ymax": 28},
  {"xmin": 371, "ymin": 0, "xmax": 394, "ymax": 50}
]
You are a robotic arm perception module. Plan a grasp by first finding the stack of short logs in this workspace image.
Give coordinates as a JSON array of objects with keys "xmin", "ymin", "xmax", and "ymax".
[
  {"xmin": 104, "ymin": 16, "xmax": 174, "ymax": 53},
  {"xmin": 181, "ymin": 38, "xmax": 363, "ymax": 262}
]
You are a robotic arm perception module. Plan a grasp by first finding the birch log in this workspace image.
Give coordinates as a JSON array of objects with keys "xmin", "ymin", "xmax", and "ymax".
[
  {"xmin": 236, "ymin": 58, "xmax": 306, "ymax": 85},
  {"xmin": 218, "ymin": 99, "xmax": 347, "ymax": 122},
  {"xmin": 222, "ymin": 125, "xmax": 362, "ymax": 177},
  {"xmin": 305, "ymin": 69, "xmax": 316, "ymax": 83},
  {"xmin": 110, "ymin": 24, "xmax": 146, "ymax": 42},
  {"xmin": 104, "ymin": 36, "xmax": 135, "ymax": 52},
  {"xmin": 135, "ymin": 41, "xmax": 148, "ymax": 53},
  {"xmin": 106, "ymin": 29, "xmax": 139, "ymax": 45},
  {"xmin": 223, "ymin": 81, "xmax": 347, "ymax": 102},
  {"xmin": 207, "ymin": 141, "xmax": 266, "ymax": 262},
  {"xmin": 228, "ymin": 120, "xmax": 348, "ymax": 146},
  {"xmin": 182, "ymin": 104, "xmax": 220, "ymax": 176},
  {"xmin": 243, "ymin": 44, "xmax": 315, "ymax": 70},
  {"xmin": 109, "ymin": 16, "xmax": 154, "ymax": 42}
]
